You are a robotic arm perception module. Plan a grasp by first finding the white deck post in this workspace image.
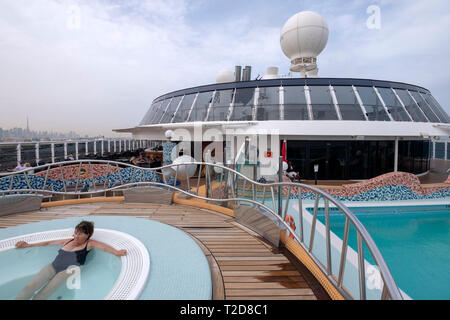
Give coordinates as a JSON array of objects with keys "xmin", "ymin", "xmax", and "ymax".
[
  {"xmin": 35, "ymin": 143, "xmax": 40, "ymax": 165},
  {"xmin": 51, "ymin": 143, "xmax": 55, "ymax": 163},
  {"xmin": 394, "ymin": 138, "xmax": 399, "ymax": 172},
  {"xmin": 16, "ymin": 143, "xmax": 21, "ymax": 166}
]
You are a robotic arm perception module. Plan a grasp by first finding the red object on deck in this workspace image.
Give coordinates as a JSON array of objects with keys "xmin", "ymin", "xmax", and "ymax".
[{"xmin": 281, "ymin": 140, "xmax": 287, "ymax": 162}]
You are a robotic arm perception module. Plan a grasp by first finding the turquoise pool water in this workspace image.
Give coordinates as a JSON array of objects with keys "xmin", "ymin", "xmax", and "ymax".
[
  {"xmin": 0, "ymin": 216, "xmax": 212, "ymax": 300},
  {"xmin": 310, "ymin": 204, "xmax": 450, "ymax": 300},
  {"xmin": 0, "ymin": 246, "xmax": 121, "ymax": 300}
]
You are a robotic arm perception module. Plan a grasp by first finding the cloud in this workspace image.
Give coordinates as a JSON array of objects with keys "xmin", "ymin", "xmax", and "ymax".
[{"xmin": 0, "ymin": 0, "xmax": 448, "ymax": 138}]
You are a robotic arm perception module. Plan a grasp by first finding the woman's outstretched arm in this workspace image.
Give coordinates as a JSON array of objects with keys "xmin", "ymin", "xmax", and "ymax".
[
  {"xmin": 87, "ymin": 239, "xmax": 127, "ymax": 257},
  {"xmin": 15, "ymin": 239, "xmax": 70, "ymax": 248}
]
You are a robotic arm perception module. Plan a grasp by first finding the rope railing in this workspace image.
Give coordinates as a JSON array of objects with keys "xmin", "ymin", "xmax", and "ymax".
[{"xmin": 0, "ymin": 159, "xmax": 403, "ymax": 300}]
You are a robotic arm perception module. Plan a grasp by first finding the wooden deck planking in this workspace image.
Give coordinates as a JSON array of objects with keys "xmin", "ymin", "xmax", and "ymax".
[{"xmin": 0, "ymin": 201, "xmax": 329, "ymax": 300}]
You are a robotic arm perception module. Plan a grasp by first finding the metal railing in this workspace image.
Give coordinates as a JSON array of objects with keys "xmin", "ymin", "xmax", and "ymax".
[{"xmin": 0, "ymin": 160, "xmax": 403, "ymax": 300}]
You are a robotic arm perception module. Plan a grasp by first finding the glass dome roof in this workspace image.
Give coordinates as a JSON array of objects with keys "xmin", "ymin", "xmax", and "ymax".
[{"xmin": 139, "ymin": 78, "xmax": 449, "ymax": 125}]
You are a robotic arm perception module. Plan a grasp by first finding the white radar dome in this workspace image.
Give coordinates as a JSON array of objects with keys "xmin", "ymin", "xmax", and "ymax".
[
  {"xmin": 216, "ymin": 69, "xmax": 235, "ymax": 84},
  {"xmin": 261, "ymin": 67, "xmax": 279, "ymax": 80},
  {"xmin": 280, "ymin": 11, "xmax": 329, "ymax": 76}
]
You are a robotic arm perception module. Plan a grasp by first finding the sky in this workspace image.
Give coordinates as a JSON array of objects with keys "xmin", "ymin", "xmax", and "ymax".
[{"xmin": 0, "ymin": 0, "xmax": 449, "ymax": 137}]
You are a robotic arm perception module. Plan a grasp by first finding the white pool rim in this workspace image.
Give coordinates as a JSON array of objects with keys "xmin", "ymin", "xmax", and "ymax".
[{"xmin": 0, "ymin": 228, "xmax": 150, "ymax": 300}]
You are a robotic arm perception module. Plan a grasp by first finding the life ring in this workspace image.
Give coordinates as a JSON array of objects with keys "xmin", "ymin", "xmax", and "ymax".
[
  {"xmin": 284, "ymin": 215, "xmax": 296, "ymax": 239},
  {"xmin": 76, "ymin": 166, "xmax": 89, "ymax": 179}
]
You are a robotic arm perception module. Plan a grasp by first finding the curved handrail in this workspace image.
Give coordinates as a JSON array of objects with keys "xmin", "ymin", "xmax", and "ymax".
[{"xmin": 0, "ymin": 160, "xmax": 403, "ymax": 300}]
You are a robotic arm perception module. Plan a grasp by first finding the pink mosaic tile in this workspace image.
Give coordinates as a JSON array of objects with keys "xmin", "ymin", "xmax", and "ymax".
[{"xmin": 35, "ymin": 164, "xmax": 119, "ymax": 180}]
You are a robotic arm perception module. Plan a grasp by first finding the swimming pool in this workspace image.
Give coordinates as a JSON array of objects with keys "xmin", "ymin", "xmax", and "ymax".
[
  {"xmin": 0, "ymin": 216, "xmax": 212, "ymax": 300},
  {"xmin": 308, "ymin": 203, "xmax": 450, "ymax": 300}
]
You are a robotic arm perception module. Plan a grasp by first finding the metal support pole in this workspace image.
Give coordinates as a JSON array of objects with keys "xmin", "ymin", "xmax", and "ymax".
[
  {"xmin": 253, "ymin": 163, "xmax": 257, "ymax": 201},
  {"xmin": 17, "ymin": 143, "xmax": 21, "ymax": 166},
  {"xmin": 51, "ymin": 143, "xmax": 55, "ymax": 163},
  {"xmin": 394, "ymin": 138, "xmax": 398, "ymax": 172},
  {"xmin": 35, "ymin": 143, "xmax": 40, "ymax": 166},
  {"xmin": 278, "ymin": 155, "xmax": 283, "ymax": 216}
]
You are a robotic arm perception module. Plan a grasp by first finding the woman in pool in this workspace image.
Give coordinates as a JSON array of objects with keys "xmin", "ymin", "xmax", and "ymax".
[{"xmin": 14, "ymin": 221, "xmax": 127, "ymax": 300}]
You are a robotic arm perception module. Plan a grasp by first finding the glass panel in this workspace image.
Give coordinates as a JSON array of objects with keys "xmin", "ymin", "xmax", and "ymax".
[
  {"xmin": 422, "ymin": 93, "xmax": 449, "ymax": 123},
  {"xmin": 377, "ymin": 88, "xmax": 411, "ymax": 121},
  {"xmin": 140, "ymin": 101, "xmax": 159, "ymax": 125},
  {"xmin": 398, "ymin": 141, "xmax": 411, "ymax": 172},
  {"xmin": 435, "ymin": 142, "xmax": 445, "ymax": 159},
  {"xmin": 327, "ymin": 141, "xmax": 347, "ymax": 179},
  {"xmin": 283, "ymin": 86, "xmax": 309, "ymax": 120},
  {"xmin": 399, "ymin": 141, "xmax": 431, "ymax": 174},
  {"xmin": 395, "ymin": 89, "xmax": 428, "ymax": 122},
  {"xmin": 190, "ymin": 92, "xmax": 213, "ymax": 122},
  {"xmin": 284, "ymin": 140, "xmax": 400, "ymax": 180},
  {"xmin": 0, "ymin": 144, "xmax": 17, "ymax": 172},
  {"xmin": 309, "ymin": 86, "xmax": 338, "ymax": 120},
  {"xmin": 174, "ymin": 93, "xmax": 196, "ymax": 123},
  {"xmin": 285, "ymin": 141, "xmax": 307, "ymax": 178},
  {"xmin": 151, "ymin": 98, "xmax": 172, "ymax": 124},
  {"xmin": 333, "ymin": 86, "xmax": 365, "ymax": 120},
  {"xmin": 448, "ymin": 142, "xmax": 450, "ymax": 160},
  {"xmin": 229, "ymin": 88, "xmax": 255, "ymax": 121},
  {"xmin": 256, "ymin": 87, "xmax": 280, "ymax": 120},
  {"xmin": 308, "ymin": 141, "xmax": 327, "ymax": 179},
  {"xmin": 21, "ymin": 145, "xmax": 35, "ymax": 166},
  {"xmin": 348, "ymin": 141, "xmax": 368, "ymax": 179},
  {"xmin": 67, "ymin": 143, "xmax": 76, "ymax": 158},
  {"xmin": 207, "ymin": 90, "xmax": 232, "ymax": 121},
  {"xmin": 38, "ymin": 144, "xmax": 52, "ymax": 164},
  {"xmin": 78, "ymin": 143, "xmax": 86, "ymax": 159},
  {"xmin": 160, "ymin": 96, "xmax": 183, "ymax": 123},
  {"xmin": 355, "ymin": 86, "xmax": 390, "ymax": 121},
  {"xmin": 409, "ymin": 91, "xmax": 440, "ymax": 123}
]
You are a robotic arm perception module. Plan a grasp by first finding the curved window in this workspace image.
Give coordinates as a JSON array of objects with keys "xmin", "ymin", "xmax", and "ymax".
[
  {"xmin": 377, "ymin": 88, "xmax": 411, "ymax": 121},
  {"xmin": 422, "ymin": 93, "xmax": 449, "ymax": 123},
  {"xmin": 150, "ymin": 99, "xmax": 171, "ymax": 124},
  {"xmin": 409, "ymin": 91, "xmax": 440, "ymax": 123},
  {"xmin": 189, "ymin": 92, "xmax": 213, "ymax": 122},
  {"xmin": 283, "ymin": 86, "xmax": 309, "ymax": 120},
  {"xmin": 160, "ymin": 96, "xmax": 182, "ymax": 123},
  {"xmin": 140, "ymin": 101, "xmax": 159, "ymax": 125},
  {"xmin": 395, "ymin": 89, "xmax": 428, "ymax": 122},
  {"xmin": 229, "ymin": 88, "xmax": 255, "ymax": 121},
  {"xmin": 333, "ymin": 86, "xmax": 365, "ymax": 120},
  {"xmin": 309, "ymin": 86, "xmax": 338, "ymax": 120},
  {"xmin": 173, "ymin": 93, "xmax": 196, "ymax": 123},
  {"xmin": 256, "ymin": 87, "xmax": 280, "ymax": 120},
  {"xmin": 207, "ymin": 90, "xmax": 232, "ymax": 121},
  {"xmin": 356, "ymin": 86, "xmax": 390, "ymax": 121}
]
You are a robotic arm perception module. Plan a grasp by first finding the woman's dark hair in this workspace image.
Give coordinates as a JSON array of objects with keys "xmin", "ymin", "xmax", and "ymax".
[{"xmin": 75, "ymin": 221, "xmax": 94, "ymax": 239}]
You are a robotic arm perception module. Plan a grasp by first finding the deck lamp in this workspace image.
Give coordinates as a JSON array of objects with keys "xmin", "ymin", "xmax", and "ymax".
[{"xmin": 314, "ymin": 164, "xmax": 319, "ymax": 185}]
